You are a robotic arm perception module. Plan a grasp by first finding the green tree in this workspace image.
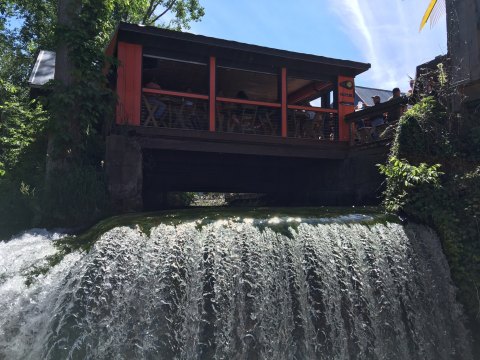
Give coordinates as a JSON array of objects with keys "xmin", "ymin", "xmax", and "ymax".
[
  {"xmin": 1, "ymin": 0, "xmax": 204, "ymax": 85},
  {"xmin": 45, "ymin": 0, "xmax": 204, "ymax": 197},
  {"xmin": 0, "ymin": 0, "xmax": 205, "ymax": 234}
]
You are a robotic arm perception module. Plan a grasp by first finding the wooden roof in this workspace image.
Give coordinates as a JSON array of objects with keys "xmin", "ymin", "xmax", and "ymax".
[{"xmin": 115, "ymin": 22, "xmax": 370, "ymax": 78}]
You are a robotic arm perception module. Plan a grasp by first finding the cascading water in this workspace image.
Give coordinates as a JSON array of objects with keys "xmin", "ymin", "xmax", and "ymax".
[{"xmin": 0, "ymin": 212, "xmax": 473, "ymax": 359}]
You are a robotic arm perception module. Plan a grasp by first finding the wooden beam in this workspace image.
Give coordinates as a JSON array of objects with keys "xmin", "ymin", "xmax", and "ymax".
[
  {"xmin": 131, "ymin": 127, "xmax": 350, "ymax": 160},
  {"xmin": 287, "ymin": 81, "xmax": 333, "ymax": 104},
  {"xmin": 287, "ymin": 105, "xmax": 338, "ymax": 113},
  {"xmin": 281, "ymin": 68, "xmax": 287, "ymax": 138},
  {"xmin": 143, "ymin": 88, "xmax": 209, "ymax": 100},
  {"xmin": 216, "ymin": 97, "xmax": 281, "ymax": 108},
  {"xmin": 209, "ymin": 56, "xmax": 216, "ymax": 132},
  {"xmin": 344, "ymin": 96, "xmax": 407, "ymax": 123}
]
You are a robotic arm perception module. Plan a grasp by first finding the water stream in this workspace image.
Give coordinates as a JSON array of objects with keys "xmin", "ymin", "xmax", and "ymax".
[{"xmin": 0, "ymin": 211, "xmax": 473, "ymax": 359}]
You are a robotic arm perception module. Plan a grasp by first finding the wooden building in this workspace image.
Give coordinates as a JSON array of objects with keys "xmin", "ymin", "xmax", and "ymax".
[
  {"xmin": 99, "ymin": 23, "xmax": 385, "ymax": 210},
  {"xmin": 108, "ymin": 22, "xmax": 370, "ymax": 142}
]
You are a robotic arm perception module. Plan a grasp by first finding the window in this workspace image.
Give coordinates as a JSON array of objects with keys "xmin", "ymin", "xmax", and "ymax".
[{"xmin": 142, "ymin": 56, "xmax": 209, "ymax": 94}]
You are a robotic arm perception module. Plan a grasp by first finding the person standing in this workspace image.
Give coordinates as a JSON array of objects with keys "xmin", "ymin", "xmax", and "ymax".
[
  {"xmin": 387, "ymin": 87, "xmax": 405, "ymax": 122},
  {"xmin": 368, "ymin": 95, "xmax": 385, "ymax": 139},
  {"xmin": 388, "ymin": 87, "xmax": 401, "ymax": 100}
]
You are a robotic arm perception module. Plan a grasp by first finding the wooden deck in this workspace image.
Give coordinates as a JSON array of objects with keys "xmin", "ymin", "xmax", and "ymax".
[{"xmin": 122, "ymin": 126, "xmax": 350, "ymax": 160}]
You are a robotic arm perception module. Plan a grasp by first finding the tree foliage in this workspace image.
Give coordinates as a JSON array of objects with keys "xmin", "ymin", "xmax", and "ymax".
[
  {"xmin": 0, "ymin": 79, "xmax": 48, "ymax": 239},
  {"xmin": 0, "ymin": 81, "xmax": 47, "ymax": 175},
  {"xmin": 114, "ymin": 0, "xmax": 205, "ymax": 29},
  {"xmin": 378, "ymin": 156, "xmax": 443, "ymax": 213},
  {"xmin": 0, "ymin": 0, "xmax": 204, "ymax": 236},
  {"xmin": 0, "ymin": 0, "xmax": 204, "ymax": 83}
]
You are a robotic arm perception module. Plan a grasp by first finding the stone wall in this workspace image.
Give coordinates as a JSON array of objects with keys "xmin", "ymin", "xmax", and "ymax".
[
  {"xmin": 105, "ymin": 135, "xmax": 143, "ymax": 211},
  {"xmin": 106, "ymin": 133, "xmax": 389, "ymax": 211}
]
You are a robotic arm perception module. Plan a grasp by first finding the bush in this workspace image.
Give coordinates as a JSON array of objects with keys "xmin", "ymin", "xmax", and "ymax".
[
  {"xmin": 0, "ymin": 81, "xmax": 48, "ymax": 239},
  {"xmin": 381, "ymin": 96, "xmax": 480, "ymax": 351},
  {"xmin": 378, "ymin": 156, "xmax": 443, "ymax": 213},
  {"xmin": 0, "ymin": 80, "xmax": 111, "ymax": 238},
  {"xmin": 393, "ymin": 97, "xmax": 453, "ymax": 160}
]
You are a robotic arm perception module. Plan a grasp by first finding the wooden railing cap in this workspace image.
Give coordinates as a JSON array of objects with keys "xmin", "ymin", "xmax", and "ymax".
[{"xmin": 344, "ymin": 96, "xmax": 408, "ymax": 123}]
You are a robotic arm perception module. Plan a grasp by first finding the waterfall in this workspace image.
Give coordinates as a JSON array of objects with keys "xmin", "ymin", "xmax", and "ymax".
[{"xmin": 0, "ymin": 213, "xmax": 473, "ymax": 359}]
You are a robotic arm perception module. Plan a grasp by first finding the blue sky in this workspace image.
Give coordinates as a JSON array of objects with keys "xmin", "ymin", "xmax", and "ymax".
[{"xmin": 189, "ymin": 0, "xmax": 447, "ymax": 92}]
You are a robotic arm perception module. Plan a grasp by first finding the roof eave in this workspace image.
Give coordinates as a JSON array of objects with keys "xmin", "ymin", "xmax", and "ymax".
[{"xmin": 117, "ymin": 22, "xmax": 371, "ymax": 76}]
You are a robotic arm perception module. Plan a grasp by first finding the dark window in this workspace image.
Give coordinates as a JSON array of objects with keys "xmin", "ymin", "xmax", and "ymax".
[
  {"xmin": 217, "ymin": 67, "xmax": 279, "ymax": 103},
  {"xmin": 142, "ymin": 56, "xmax": 209, "ymax": 94}
]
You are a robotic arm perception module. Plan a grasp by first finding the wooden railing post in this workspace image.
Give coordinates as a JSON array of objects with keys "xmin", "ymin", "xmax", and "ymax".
[
  {"xmin": 209, "ymin": 56, "xmax": 216, "ymax": 132},
  {"xmin": 281, "ymin": 67, "xmax": 287, "ymax": 138},
  {"xmin": 337, "ymin": 75, "xmax": 355, "ymax": 142}
]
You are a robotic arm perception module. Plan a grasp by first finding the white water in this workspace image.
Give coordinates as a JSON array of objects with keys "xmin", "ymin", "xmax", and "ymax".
[{"xmin": 0, "ymin": 217, "xmax": 473, "ymax": 359}]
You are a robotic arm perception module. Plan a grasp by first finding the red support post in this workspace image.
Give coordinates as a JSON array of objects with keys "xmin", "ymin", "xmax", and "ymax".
[
  {"xmin": 116, "ymin": 42, "xmax": 142, "ymax": 126},
  {"xmin": 209, "ymin": 56, "xmax": 216, "ymax": 132},
  {"xmin": 337, "ymin": 75, "xmax": 355, "ymax": 142},
  {"xmin": 281, "ymin": 67, "xmax": 287, "ymax": 138}
]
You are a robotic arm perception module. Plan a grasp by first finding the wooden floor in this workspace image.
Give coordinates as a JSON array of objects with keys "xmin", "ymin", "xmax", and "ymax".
[{"xmin": 122, "ymin": 126, "xmax": 350, "ymax": 160}]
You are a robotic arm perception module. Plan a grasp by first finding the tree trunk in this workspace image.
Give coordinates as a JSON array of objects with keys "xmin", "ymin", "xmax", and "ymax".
[{"xmin": 45, "ymin": 0, "xmax": 81, "ymax": 183}]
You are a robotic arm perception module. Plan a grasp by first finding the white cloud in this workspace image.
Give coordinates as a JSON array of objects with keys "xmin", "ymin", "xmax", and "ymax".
[{"xmin": 330, "ymin": 0, "xmax": 447, "ymax": 92}]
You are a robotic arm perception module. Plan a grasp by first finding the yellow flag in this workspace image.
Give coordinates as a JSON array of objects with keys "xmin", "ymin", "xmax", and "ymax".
[{"xmin": 419, "ymin": 0, "xmax": 438, "ymax": 31}]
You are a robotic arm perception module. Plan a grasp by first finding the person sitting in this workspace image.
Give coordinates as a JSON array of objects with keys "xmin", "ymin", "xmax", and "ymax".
[
  {"xmin": 305, "ymin": 111, "xmax": 316, "ymax": 138},
  {"xmin": 230, "ymin": 90, "xmax": 249, "ymax": 132},
  {"xmin": 144, "ymin": 79, "xmax": 166, "ymax": 120},
  {"xmin": 355, "ymin": 118, "xmax": 366, "ymax": 131},
  {"xmin": 293, "ymin": 102, "xmax": 314, "ymax": 138},
  {"xmin": 236, "ymin": 90, "xmax": 248, "ymax": 100},
  {"xmin": 323, "ymin": 113, "xmax": 337, "ymax": 140},
  {"xmin": 144, "ymin": 80, "xmax": 161, "ymax": 90},
  {"xmin": 311, "ymin": 113, "xmax": 324, "ymax": 139}
]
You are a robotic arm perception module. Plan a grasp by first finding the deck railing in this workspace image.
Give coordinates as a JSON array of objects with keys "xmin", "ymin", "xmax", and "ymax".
[
  {"xmin": 287, "ymin": 106, "xmax": 339, "ymax": 140},
  {"xmin": 344, "ymin": 96, "xmax": 408, "ymax": 145},
  {"xmin": 215, "ymin": 97, "xmax": 282, "ymax": 136},
  {"xmin": 141, "ymin": 88, "xmax": 340, "ymax": 140},
  {"xmin": 141, "ymin": 88, "xmax": 209, "ymax": 130}
]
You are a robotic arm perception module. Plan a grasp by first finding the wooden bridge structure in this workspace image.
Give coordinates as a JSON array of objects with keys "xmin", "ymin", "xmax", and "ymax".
[{"xmin": 103, "ymin": 23, "xmax": 396, "ymax": 210}]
